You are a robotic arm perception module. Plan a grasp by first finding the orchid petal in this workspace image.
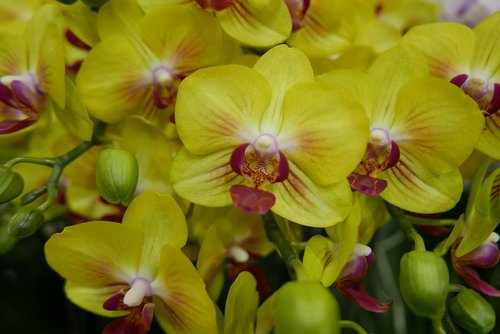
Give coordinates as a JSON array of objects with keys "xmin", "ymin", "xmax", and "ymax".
[
  {"xmin": 455, "ymin": 266, "xmax": 500, "ymax": 297},
  {"xmin": 272, "ymin": 161, "xmax": 353, "ymax": 227},
  {"xmin": 152, "ymin": 244, "xmax": 218, "ymax": 334},
  {"xmin": 253, "ymin": 45, "xmax": 314, "ymax": 132},
  {"xmin": 65, "ymin": 281, "xmax": 129, "ymax": 317},
  {"xmin": 255, "ymin": 289, "xmax": 278, "ymax": 334},
  {"xmin": 286, "ymin": 0, "xmax": 357, "ymax": 57},
  {"xmin": 140, "ymin": 4, "xmax": 228, "ymax": 73},
  {"xmin": 391, "ymin": 77, "xmax": 484, "ymax": 175},
  {"xmin": 471, "ymin": 12, "xmax": 500, "ymax": 76},
  {"xmin": 24, "ymin": 4, "xmax": 65, "ymax": 108},
  {"xmin": 217, "ymin": 0, "xmax": 292, "ymax": 47},
  {"xmin": 196, "ymin": 225, "xmax": 227, "ymax": 300},
  {"xmin": 137, "ymin": 0, "xmax": 191, "ymax": 12},
  {"xmin": 356, "ymin": 193, "xmax": 390, "ymax": 245},
  {"xmin": 224, "ymin": 271, "xmax": 259, "ymax": 334},
  {"xmin": 76, "ymin": 36, "xmax": 150, "ymax": 123},
  {"xmin": 318, "ymin": 69, "xmax": 377, "ymax": 113},
  {"xmin": 0, "ymin": 32, "xmax": 26, "ymax": 76},
  {"xmin": 457, "ymin": 167, "xmax": 500, "ymax": 256},
  {"xmin": 60, "ymin": 2, "xmax": 99, "ymax": 47},
  {"xmin": 44, "ymin": 221, "xmax": 142, "ymax": 287},
  {"xmin": 122, "ymin": 191, "xmax": 188, "ymax": 279},
  {"xmin": 477, "ymin": 113, "xmax": 500, "ymax": 159},
  {"xmin": 278, "ymin": 82, "xmax": 369, "ymax": 184},
  {"xmin": 52, "ymin": 77, "xmax": 93, "ymax": 141},
  {"xmin": 171, "ymin": 147, "xmax": 245, "ymax": 207},
  {"xmin": 302, "ymin": 196, "xmax": 361, "ymax": 286},
  {"xmin": 401, "ymin": 22, "xmax": 474, "ymax": 79},
  {"xmin": 337, "ymin": 281, "xmax": 391, "ymax": 313},
  {"xmin": 175, "ymin": 64, "xmax": 270, "ymax": 154},
  {"xmin": 97, "ymin": 0, "xmax": 144, "ymax": 42},
  {"xmin": 380, "ymin": 150, "xmax": 463, "ymax": 213},
  {"xmin": 367, "ymin": 45, "xmax": 428, "ymax": 126},
  {"xmin": 119, "ymin": 116, "xmax": 174, "ymax": 195}
]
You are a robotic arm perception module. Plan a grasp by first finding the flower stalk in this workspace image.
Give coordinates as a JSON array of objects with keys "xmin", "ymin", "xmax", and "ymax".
[
  {"xmin": 386, "ymin": 203, "xmax": 426, "ymax": 251},
  {"xmin": 262, "ymin": 212, "xmax": 307, "ymax": 281}
]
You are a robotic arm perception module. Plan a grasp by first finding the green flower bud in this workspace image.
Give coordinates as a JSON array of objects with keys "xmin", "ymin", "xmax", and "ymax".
[
  {"xmin": 275, "ymin": 281, "xmax": 340, "ymax": 334},
  {"xmin": 0, "ymin": 166, "xmax": 24, "ymax": 204},
  {"xmin": 96, "ymin": 148, "xmax": 139, "ymax": 206},
  {"xmin": 399, "ymin": 250, "xmax": 449, "ymax": 318},
  {"xmin": 7, "ymin": 208, "xmax": 45, "ymax": 238},
  {"xmin": 449, "ymin": 289, "xmax": 495, "ymax": 334}
]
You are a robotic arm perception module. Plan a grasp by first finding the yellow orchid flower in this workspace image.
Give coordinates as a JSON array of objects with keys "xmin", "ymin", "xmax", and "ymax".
[
  {"xmin": 368, "ymin": 0, "xmax": 439, "ymax": 33},
  {"xmin": 191, "ymin": 205, "xmax": 273, "ymax": 299},
  {"xmin": 0, "ymin": 4, "xmax": 65, "ymax": 137},
  {"xmin": 319, "ymin": 45, "xmax": 484, "ymax": 213},
  {"xmin": 77, "ymin": 1, "xmax": 235, "ymax": 125},
  {"xmin": 45, "ymin": 191, "xmax": 218, "ymax": 334},
  {"xmin": 138, "ymin": 0, "xmax": 292, "ymax": 47},
  {"xmin": 171, "ymin": 44, "xmax": 370, "ymax": 227},
  {"xmin": 0, "ymin": 0, "xmax": 43, "ymax": 33},
  {"xmin": 285, "ymin": 0, "xmax": 401, "ymax": 59},
  {"xmin": 401, "ymin": 12, "xmax": 500, "ymax": 159}
]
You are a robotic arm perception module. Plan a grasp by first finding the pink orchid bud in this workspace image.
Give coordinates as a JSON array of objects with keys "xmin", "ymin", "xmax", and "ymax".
[
  {"xmin": 452, "ymin": 233, "xmax": 500, "ymax": 297},
  {"xmin": 336, "ymin": 245, "xmax": 391, "ymax": 313}
]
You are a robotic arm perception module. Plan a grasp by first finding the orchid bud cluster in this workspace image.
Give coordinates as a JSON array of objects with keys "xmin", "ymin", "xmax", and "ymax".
[{"xmin": 0, "ymin": 0, "xmax": 499, "ymax": 333}]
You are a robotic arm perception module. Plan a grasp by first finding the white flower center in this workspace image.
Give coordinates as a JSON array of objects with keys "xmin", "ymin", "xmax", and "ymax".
[
  {"xmin": 123, "ymin": 277, "xmax": 152, "ymax": 307},
  {"xmin": 253, "ymin": 133, "xmax": 279, "ymax": 156},
  {"xmin": 369, "ymin": 128, "xmax": 390, "ymax": 146},
  {"xmin": 228, "ymin": 245, "xmax": 250, "ymax": 263},
  {"xmin": 153, "ymin": 67, "xmax": 173, "ymax": 85}
]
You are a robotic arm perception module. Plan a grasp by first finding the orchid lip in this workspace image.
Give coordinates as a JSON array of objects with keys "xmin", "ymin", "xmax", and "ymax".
[{"xmin": 230, "ymin": 185, "xmax": 276, "ymax": 215}]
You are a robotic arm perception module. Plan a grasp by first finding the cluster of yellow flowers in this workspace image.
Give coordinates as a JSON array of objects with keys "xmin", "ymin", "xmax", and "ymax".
[{"xmin": 0, "ymin": 1, "xmax": 498, "ymax": 334}]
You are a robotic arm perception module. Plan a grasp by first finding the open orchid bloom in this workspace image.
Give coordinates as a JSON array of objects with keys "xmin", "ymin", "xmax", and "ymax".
[
  {"xmin": 45, "ymin": 191, "xmax": 217, "ymax": 334},
  {"xmin": 337, "ymin": 244, "xmax": 391, "ymax": 313},
  {"xmin": 192, "ymin": 206, "xmax": 273, "ymax": 299},
  {"xmin": 369, "ymin": 0, "xmax": 439, "ymax": 33},
  {"xmin": 0, "ymin": 4, "xmax": 65, "ymax": 137},
  {"xmin": 319, "ymin": 45, "xmax": 484, "ymax": 213},
  {"xmin": 452, "ymin": 233, "xmax": 500, "ymax": 297},
  {"xmin": 77, "ymin": 1, "xmax": 234, "ymax": 126},
  {"xmin": 138, "ymin": 0, "xmax": 292, "ymax": 47},
  {"xmin": 401, "ymin": 12, "xmax": 500, "ymax": 159},
  {"xmin": 285, "ymin": 0, "xmax": 400, "ymax": 58},
  {"xmin": 171, "ymin": 44, "xmax": 369, "ymax": 227}
]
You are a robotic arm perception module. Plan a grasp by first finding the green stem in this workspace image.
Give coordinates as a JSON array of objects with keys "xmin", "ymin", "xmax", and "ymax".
[
  {"xmin": 4, "ymin": 156, "xmax": 55, "ymax": 168},
  {"xmin": 262, "ymin": 212, "xmax": 307, "ymax": 281},
  {"xmin": 290, "ymin": 241, "xmax": 307, "ymax": 250},
  {"xmin": 407, "ymin": 216, "xmax": 457, "ymax": 226},
  {"xmin": 386, "ymin": 203, "xmax": 426, "ymax": 251},
  {"xmin": 432, "ymin": 318, "xmax": 446, "ymax": 334},
  {"xmin": 21, "ymin": 122, "xmax": 107, "ymax": 206},
  {"xmin": 339, "ymin": 320, "xmax": 369, "ymax": 334}
]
